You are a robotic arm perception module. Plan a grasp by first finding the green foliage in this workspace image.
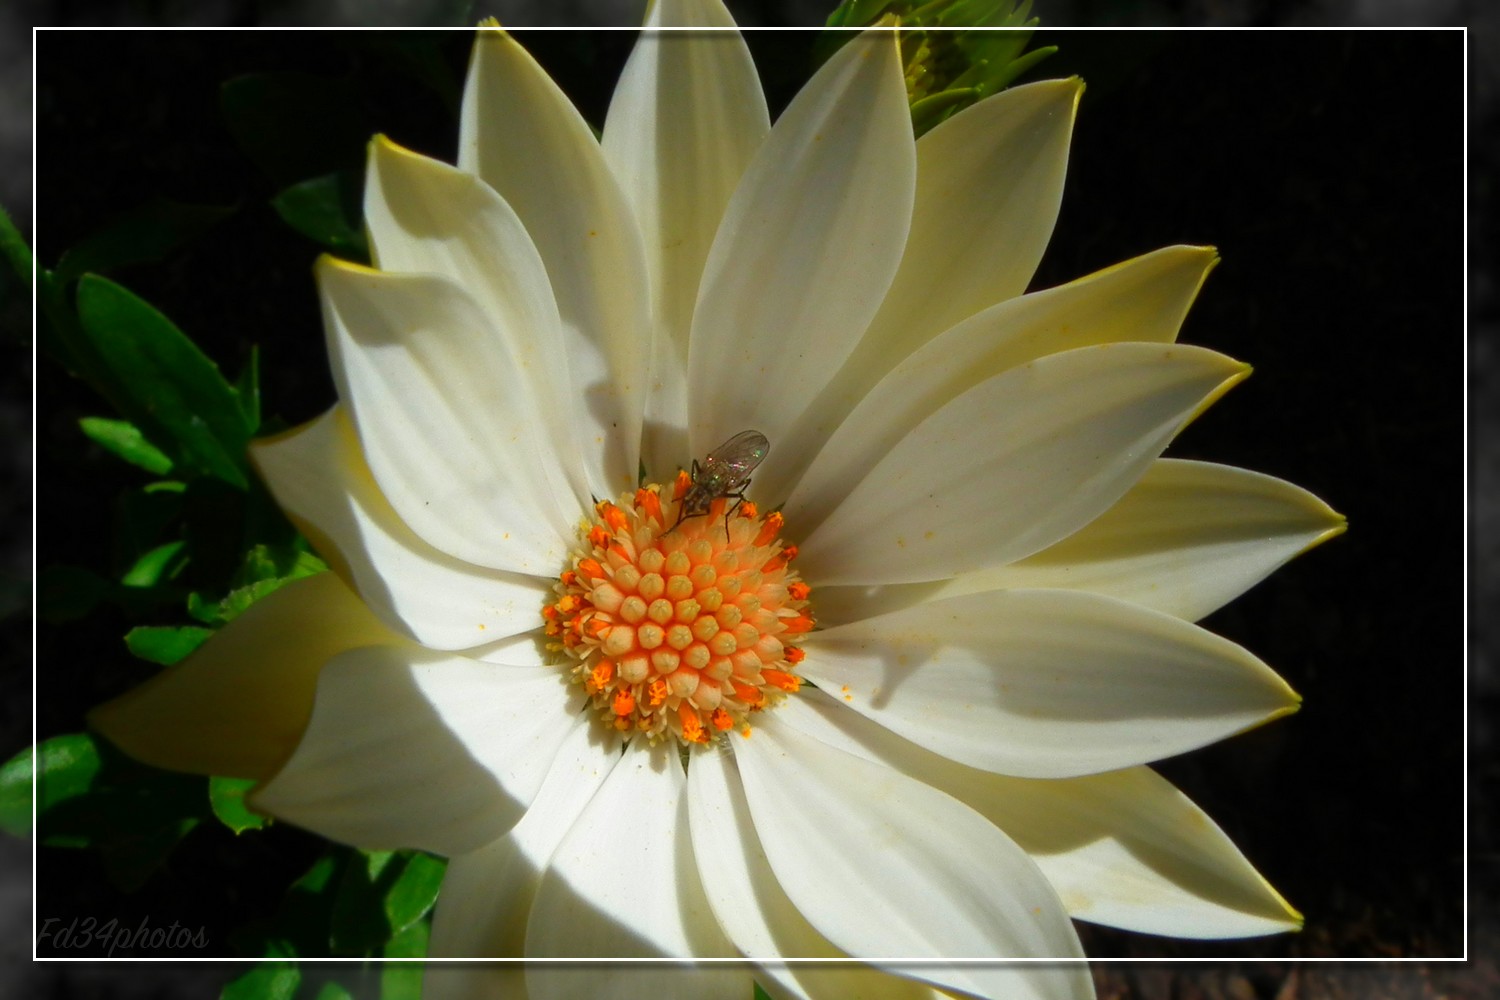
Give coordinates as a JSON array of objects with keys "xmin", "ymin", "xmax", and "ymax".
[
  {"xmin": 125, "ymin": 624, "xmax": 214, "ymax": 666},
  {"xmin": 188, "ymin": 544, "xmax": 329, "ymax": 626},
  {"xmin": 232, "ymin": 847, "xmax": 444, "ymax": 963},
  {"xmin": 272, "ymin": 171, "xmax": 371, "ymax": 262},
  {"xmin": 332, "ymin": 850, "xmax": 447, "ymax": 955},
  {"xmin": 209, "ymin": 776, "xmax": 270, "ymax": 834},
  {"xmin": 53, "ymin": 197, "xmax": 236, "ymax": 283},
  {"xmin": 221, "ymin": 961, "xmax": 301, "ymax": 1000},
  {"xmin": 822, "ymin": 0, "xmax": 1057, "ymax": 137},
  {"xmin": 7, "ymin": 733, "xmax": 209, "ymax": 891},
  {"xmin": 74, "ymin": 274, "xmax": 256, "ymax": 488},
  {"xmin": 78, "ymin": 416, "xmax": 175, "ymax": 475}
]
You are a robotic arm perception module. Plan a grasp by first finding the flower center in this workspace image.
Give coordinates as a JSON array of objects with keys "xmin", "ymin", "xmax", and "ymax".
[{"xmin": 545, "ymin": 473, "xmax": 814, "ymax": 746}]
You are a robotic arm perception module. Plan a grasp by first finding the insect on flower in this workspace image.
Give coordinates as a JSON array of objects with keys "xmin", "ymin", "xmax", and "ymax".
[{"xmin": 673, "ymin": 430, "xmax": 770, "ymax": 537}]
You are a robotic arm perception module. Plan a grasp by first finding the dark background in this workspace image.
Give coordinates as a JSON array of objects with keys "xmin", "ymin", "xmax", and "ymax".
[{"xmin": 20, "ymin": 19, "xmax": 1473, "ymax": 1000}]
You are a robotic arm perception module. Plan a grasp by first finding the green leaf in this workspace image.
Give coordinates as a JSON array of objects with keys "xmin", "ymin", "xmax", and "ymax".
[
  {"xmin": 381, "ymin": 920, "xmax": 429, "ymax": 999},
  {"xmin": 124, "ymin": 625, "xmax": 213, "ymax": 666},
  {"xmin": 0, "ymin": 203, "xmax": 32, "ymax": 285},
  {"xmin": 330, "ymin": 849, "xmax": 445, "ymax": 956},
  {"xmin": 120, "ymin": 540, "xmax": 188, "ymax": 588},
  {"xmin": 236, "ymin": 345, "xmax": 261, "ymax": 434},
  {"xmin": 29, "ymin": 733, "xmax": 207, "ymax": 890},
  {"xmin": 314, "ymin": 982, "xmax": 356, "ymax": 1000},
  {"xmin": 385, "ymin": 852, "xmax": 446, "ymax": 936},
  {"xmin": 754, "ymin": 983, "xmax": 775, "ymax": 1000},
  {"xmin": 74, "ymin": 274, "xmax": 253, "ymax": 489},
  {"xmin": 33, "ymin": 734, "xmax": 104, "ymax": 813},
  {"xmin": 229, "ymin": 850, "xmax": 346, "ymax": 959},
  {"xmin": 78, "ymin": 416, "xmax": 175, "ymax": 475},
  {"xmin": 221, "ymin": 962, "xmax": 301, "ymax": 1000},
  {"xmin": 220, "ymin": 73, "xmax": 370, "ymax": 188},
  {"xmin": 54, "ymin": 196, "xmax": 236, "ymax": 283},
  {"xmin": 209, "ymin": 775, "xmax": 269, "ymax": 834},
  {"xmin": 331, "ymin": 850, "xmax": 399, "ymax": 955},
  {"xmin": 825, "ymin": 0, "xmax": 892, "ymax": 27},
  {"xmin": 0, "ymin": 735, "xmax": 104, "ymax": 837},
  {"xmin": 189, "ymin": 544, "xmax": 328, "ymax": 626},
  {"xmin": 0, "ymin": 746, "xmax": 32, "ymax": 836},
  {"xmin": 271, "ymin": 171, "xmax": 370, "ymax": 261}
]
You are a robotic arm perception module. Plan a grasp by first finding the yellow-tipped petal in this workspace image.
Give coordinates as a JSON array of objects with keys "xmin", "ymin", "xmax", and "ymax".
[{"xmin": 90, "ymin": 572, "xmax": 405, "ymax": 780}]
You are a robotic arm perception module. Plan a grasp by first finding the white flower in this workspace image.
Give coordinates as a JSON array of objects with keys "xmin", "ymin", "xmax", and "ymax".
[{"xmin": 92, "ymin": 5, "xmax": 1344, "ymax": 999}]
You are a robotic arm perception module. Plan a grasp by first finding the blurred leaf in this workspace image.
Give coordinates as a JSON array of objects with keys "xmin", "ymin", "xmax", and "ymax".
[
  {"xmin": 236, "ymin": 345, "xmax": 261, "ymax": 434},
  {"xmin": 271, "ymin": 171, "xmax": 369, "ymax": 261},
  {"xmin": 0, "ymin": 745, "xmax": 32, "ymax": 836},
  {"xmin": 209, "ymin": 775, "xmax": 269, "ymax": 834},
  {"xmin": 314, "ymin": 982, "xmax": 355, "ymax": 1000},
  {"xmin": 220, "ymin": 72, "xmax": 369, "ymax": 188},
  {"xmin": 230, "ymin": 850, "xmax": 347, "ymax": 958},
  {"xmin": 124, "ymin": 624, "xmax": 213, "ymax": 666},
  {"xmin": 78, "ymin": 416, "xmax": 174, "ymax": 475},
  {"xmin": 121, "ymin": 540, "xmax": 188, "ymax": 589},
  {"xmin": 0, "ymin": 734, "xmax": 102, "ymax": 837},
  {"xmin": 754, "ymin": 983, "xmax": 775, "ymax": 1000},
  {"xmin": 32, "ymin": 733, "xmax": 207, "ymax": 890},
  {"xmin": 0, "ymin": 203, "xmax": 30, "ymax": 286},
  {"xmin": 74, "ymin": 274, "xmax": 253, "ymax": 489},
  {"xmin": 221, "ymin": 962, "xmax": 300, "ymax": 1000},
  {"xmin": 54, "ymin": 197, "xmax": 236, "ymax": 283},
  {"xmin": 381, "ymin": 920, "xmax": 429, "ymax": 998}
]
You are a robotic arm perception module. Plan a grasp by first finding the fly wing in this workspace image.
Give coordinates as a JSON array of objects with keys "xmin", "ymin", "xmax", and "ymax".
[{"xmin": 705, "ymin": 430, "xmax": 769, "ymax": 489}]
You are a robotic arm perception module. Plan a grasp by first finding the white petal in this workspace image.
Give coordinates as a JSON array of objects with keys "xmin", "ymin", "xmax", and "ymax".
[
  {"xmin": 423, "ymin": 966, "xmax": 525, "ymax": 1000},
  {"xmin": 777, "ymin": 245, "xmax": 1216, "ymax": 508},
  {"xmin": 812, "ymin": 458, "xmax": 1345, "ymax": 627},
  {"xmin": 251, "ymin": 407, "xmax": 553, "ymax": 651},
  {"xmin": 525, "ymin": 743, "xmax": 736, "ymax": 962},
  {"xmin": 318, "ymin": 258, "xmax": 579, "ymax": 575},
  {"xmin": 688, "ymin": 748, "xmax": 955, "ymax": 1000},
  {"xmin": 800, "ymin": 588, "xmax": 1299, "ymax": 778},
  {"xmin": 602, "ymin": 1, "xmax": 769, "ymax": 477},
  {"xmin": 771, "ymin": 79, "xmax": 1084, "ymax": 501},
  {"xmin": 363, "ymin": 136, "xmax": 592, "ymax": 508},
  {"xmin": 991, "ymin": 766, "xmax": 1303, "ymax": 939},
  {"xmin": 857, "ymin": 78, "xmax": 1083, "ymax": 365},
  {"xmin": 687, "ymin": 30, "xmax": 914, "ymax": 464},
  {"xmin": 252, "ymin": 648, "xmax": 582, "ymax": 856},
  {"xmin": 940, "ymin": 458, "xmax": 1346, "ymax": 621},
  {"xmin": 782, "ymin": 691, "xmax": 1300, "ymax": 940},
  {"xmin": 534, "ymin": 967, "xmax": 753, "ymax": 1000},
  {"xmin": 89, "ymin": 571, "xmax": 403, "ymax": 781},
  {"xmin": 461, "ymin": 30, "xmax": 651, "ymax": 495},
  {"xmin": 796, "ymin": 342, "xmax": 1250, "ymax": 585},
  {"xmin": 732, "ymin": 714, "xmax": 1090, "ymax": 1000},
  {"xmin": 429, "ymin": 718, "xmax": 619, "ymax": 957}
]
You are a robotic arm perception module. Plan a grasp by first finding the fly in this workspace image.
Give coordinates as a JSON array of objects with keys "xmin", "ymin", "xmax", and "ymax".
[{"xmin": 672, "ymin": 430, "xmax": 770, "ymax": 537}]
